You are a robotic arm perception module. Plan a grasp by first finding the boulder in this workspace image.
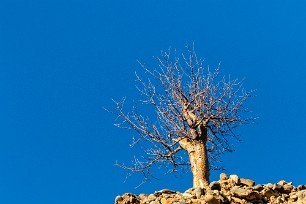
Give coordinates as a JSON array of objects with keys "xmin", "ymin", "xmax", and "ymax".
[
  {"xmin": 204, "ymin": 194, "xmax": 220, "ymax": 204},
  {"xmin": 220, "ymin": 173, "xmax": 229, "ymax": 181},
  {"xmin": 229, "ymin": 174, "xmax": 240, "ymax": 184},
  {"xmin": 298, "ymin": 190, "xmax": 306, "ymax": 204},
  {"xmin": 209, "ymin": 181, "xmax": 221, "ymax": 191},
  {"xmin": 240, "ymin": 178, "xmax": 255, "ymax": 187}
]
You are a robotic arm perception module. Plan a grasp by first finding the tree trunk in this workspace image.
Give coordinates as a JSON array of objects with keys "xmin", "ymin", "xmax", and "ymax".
[{"xmin": 179, "ymin": 137, "xmax": 210, "ymax": 188}]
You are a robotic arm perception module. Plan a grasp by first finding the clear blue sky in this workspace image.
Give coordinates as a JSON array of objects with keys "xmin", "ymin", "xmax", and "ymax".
[{"xmin": 0, "ymin": 0, "xmax": 305, "ymax": 203}]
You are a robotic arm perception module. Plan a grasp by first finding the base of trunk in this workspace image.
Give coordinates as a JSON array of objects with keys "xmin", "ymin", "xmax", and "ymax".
[{"xmin": 180, "ymin": 138, "xmax": 210, "ymax": 188}]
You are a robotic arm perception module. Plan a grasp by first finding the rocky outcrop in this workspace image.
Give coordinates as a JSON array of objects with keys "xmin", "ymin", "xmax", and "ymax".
[{"xmin": 115, "ymin": 174, "xmax": 306, "ymax": 204}]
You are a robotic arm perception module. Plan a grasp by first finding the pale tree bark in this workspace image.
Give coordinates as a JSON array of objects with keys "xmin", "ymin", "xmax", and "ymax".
[
  {"xmin": 110, "ymin": 45, "xmax": 255, "ymax": 187},
  {"xmin": 180, "ymin": 137, "xmax": 209, "ymax": 187}
]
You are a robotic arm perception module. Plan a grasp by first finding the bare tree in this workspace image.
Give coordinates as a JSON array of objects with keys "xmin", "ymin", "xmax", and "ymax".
[{"xmin": 112, "ymin": 46, "xmax": 254, "ymax": 188}]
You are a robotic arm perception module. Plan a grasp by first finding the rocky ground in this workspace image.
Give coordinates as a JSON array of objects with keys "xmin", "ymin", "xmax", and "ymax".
[{"xmin": 115, "ymin": 174, "xmax": 306, "ymax": 204}]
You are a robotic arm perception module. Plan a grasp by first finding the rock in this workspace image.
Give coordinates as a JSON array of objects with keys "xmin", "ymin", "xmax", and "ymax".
[
  {"xmin": 272, "ymin": 184, "xmax": 283, "ymax": 191},
  {"xmin": 174, "ymin": 200, "xmax": 187, "ymax": 204},
  {"xmin": 129, "ymin": 195, "xmax": 138, "ymax": 203},
  {"xmin": 298, "ymin": 185, "xmax": 306, "ymax": 191},
  {"xmin": 148, "ymin": 194, "xmax": 157, "ymax": 201},
  {"xmin": 290, "ymin": 192, "xmax": 298, "ymax": 201},
  {"xmin": 283, "ymin": 183, "xmax": 294, "ymax": 194},
  {"xmin": 204, "ymin": 194, "xmax": 220, "ymax": 204},
  {"xmin": 115, "ymin": 195, "xmax": 123, "ymax": 204},
  {"xmin": 210, "ymin": 181, "xmax": 221, "ymax": 191},
  {"xmin": 220, "ymin": 178, "xmax": 236, "ymax": 191},
  {"xmin": 195, "ymin": 187, "xmax": 204, "ymax": 198},
  {"xmin": 190, "ymin": 198, "xmax": 202, "ymax": 204},
  {"xmin": 298, "ymin": 190, "xmax": 306, "ymax": 204},
  {"xmin": 230, "ymin": 174, "xmax": 240, "ymax": 184},
  {"xmin": 231, "ymin": 186, "xmax": 250, "ymax": 198},
  {"xmin": 184, "ymin": 188, "xmax": 194, "ymax": 195},
  {"xmin": 138, "ymin": 193, "xmax": 148, "ymax": 202},
  {"xmin": 254, "ymin": 184, "xmax": 264, "ymax": 192},
  {"xmin": 230, "ymin": 197, "xmax": 246, "ymax": 204},
  {"xmin": 277, "ymin": 180, "xmax": 288, "ymax": 186},
  {"xmin": 220, "ymin": 173, "xmax": 229, "ymax": 180},
  {"xmin": 240, "ymin": 178, "xmax": 255, "ymax": 187},
  {"xmin": 261, "ymin": 188, "xmax": 279, "ymax": 199},
  {"xmin": 161, "ymin": 197, "xmax": 174, "ymax": 204},
  {"xmin": 155, "ymin": 189, "xmax": 176, "ymax": 195},
  {"xmin": 182, "ymin": 192, "xmax": 193, "ymax": 198}
]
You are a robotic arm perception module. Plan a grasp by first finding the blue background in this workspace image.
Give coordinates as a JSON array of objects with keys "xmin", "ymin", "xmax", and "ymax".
[{"xmin": 0, "ymin": 0, "xmax": 305, "ymax": 203}]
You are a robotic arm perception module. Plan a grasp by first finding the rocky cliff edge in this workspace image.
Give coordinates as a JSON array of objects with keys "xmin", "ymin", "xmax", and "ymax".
[{"xmin": 115, "ymin": 174, "xmax": 306, "ymax": 204}]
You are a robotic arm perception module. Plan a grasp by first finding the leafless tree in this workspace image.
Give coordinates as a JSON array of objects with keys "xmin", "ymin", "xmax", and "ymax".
[{"xmin": 112, "ymin": 46, "xmax": 254, "ymax": 188}]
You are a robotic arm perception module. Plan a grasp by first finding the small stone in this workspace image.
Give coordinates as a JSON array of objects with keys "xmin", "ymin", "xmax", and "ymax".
[
  {"xmin": 230, "ymin": 174, "xmax": 240, "ymax": 184},
  {"xmin": 179, "ymin": 199, "xmax": 187, "ymax": 204},
  {"xmin": 230, "ymin": 197, "xmax": 245, "ymax": 204},
  {"xmin": 283, "ymin": 183, "xmax": 294, "ymax": 193},
  {"xmin": 155, "ymin": 189, "xmax": 176, "ymax": 195},
  {"xmin": 190, "ymin": 199, "xmax": 202, "ymax": 204},
  {"xmin": 115, "ymin": 196, "xmax": 123, "ymax": 204},
  {"xmin": 205, "ymin": 194, "xmax": 220, "ymax": 204},
  {"xmin": 240, "ymin": 178, "xmax": 255, "ymax": 187},
  {"xmin": 138, "ymin": 194, "xmax": 148, "ymax": 202},
  {"xmin": 160, "ymin": 197, "xmax": 168, "ymax": 204},
  {"xmin": 210, "ymin": 181, "xmax": 221, "ymax": 191},
  {"xmin": 129, "ymin": 196, "xmax": 137, "ymax": 203},
  {"xmin": 278, "ymin": 180, "xmax": 287, "ymax": 186},
  {"xmin": 182, "ymin": 192, "xmax": 193, "ymax": 198},
  {"xmin": 231, "ymin": 186, "xmax": 251, "ymax": 198},
  {"xmin": 195, "ymin": 187, "xmax": 204, "ymax": 198},
  {"xmin": 148, "ymin": 194, "xmax": 157, "ymax": 201},
  {"xmin": 298, "ymin": 190, "xmax": 306, "ymax": 204},
  {"xmin": 262, "ymin": 188, "xmax": 279, "ymax": 199},
  {"xmin": 298, "ymin": 185, "xmax": 306, "ymax": 191},
  {"xmin": 272, "ymin": 184, "xmax": 283, "ymax": 191},
  {"xmin": 254, "ymin": 184, "xmax": 264, "ymax": 192},
  {"xmin": 220, "ymin": 173, "xmax": 229, "ymax": 181}
]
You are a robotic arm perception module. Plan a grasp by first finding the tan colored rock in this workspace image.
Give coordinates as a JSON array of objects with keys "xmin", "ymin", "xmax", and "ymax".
[
  {"xmin": 220, "ymin": 178, "xmax": 236, "ymax": 191},
  {"xmin": 230, "ymin": 186, "xmax": 257, "ymax": 201},
  {"xmin": 204, "ymin": 194, "xmax": 220, "ymax": 204},
  {"xmin": 240, "ymin": 178, "xmax": 255, "ymax": 187},
  {"xmin": 182, "ymin": 192, "xmax": 194, "ymax": 198},
  {"xmin": 115, "ymin": 196, "xmax": 123, "ymax": 204},
  {"xmin": 262, "ymin": 188, "xmax": 279, "ymax": 199},
  {"xmin": 289, "ymin": 192, "xmax": 298, "ymax": 202},
  {"xmin": 254, "ymin": 184, "xmax": 264, "ymax": 192},
  {"xmin": 278, "ymin": 180, "xmax": 288, "ymax": 186},
  {"xmin": 231, "ymin": 186, "xmax": 250, "ymax": 197},
  {"xmin": 195, "ymin": 187, "xmax": 204, "ymax": 198},
  {"xmin": 138, "ymin": 194, "xmax": 148, "ymax": 202},
  {"xmin": 298, "ymin": 190, "xmax": 306, "ymax": 204},
  {"xmin": 190, "ymin": 198, "xmax": 202, "ymax": 204},
  {"xmin": 230, "ymin": 174, "xmax": 240, "ymax": 184},
  {"xmin": 283, "ymin": 183, "xmax": 295, "ymax": 194},
  {"xmin": 220, "ymin": 173, "xmax": 229, "ymax": 180},
  {"xmin": 129, "ymin": 195, "xmax": 138, "ymax": 203},
  {"xmin": 209, "ymin": 181, "xmax": 221, "ymax": 191},
  {"xmin": 298, "ymin": 185, "xmax": 306, "ymax": 191},
  {"xmin": 148, "ymin": 194, "xmax": 157, "ymax": 201},
  {"xmin": 230, "ymin": 197, "xmax": 247, "ymax": 204},
  {"xmin": 160, "ymin": 197, "xmax": 175, "ymax": 204}
]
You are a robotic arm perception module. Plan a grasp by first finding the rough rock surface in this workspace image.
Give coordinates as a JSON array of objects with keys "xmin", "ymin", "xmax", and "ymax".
[{"xmin": 115, "ymin": 174, "xmax": 306, "ymax": 204}]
